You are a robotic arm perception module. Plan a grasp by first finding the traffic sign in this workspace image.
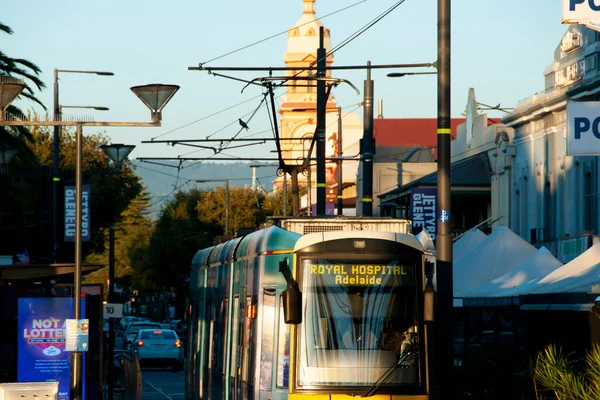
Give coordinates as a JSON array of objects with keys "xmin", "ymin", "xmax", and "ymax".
[{"xmin": 103, "ymin": 303, "xmax": 123, "ymax": 319}]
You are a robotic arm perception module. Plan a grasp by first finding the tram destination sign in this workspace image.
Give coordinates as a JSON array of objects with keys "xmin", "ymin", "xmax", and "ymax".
[{"xmin": 308, "ymin": 263, "xmax": 414, "ymax": 286}]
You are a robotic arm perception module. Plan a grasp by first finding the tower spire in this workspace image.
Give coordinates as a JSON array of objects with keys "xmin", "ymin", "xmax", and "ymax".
[{"xmin": 303, "ymin": 0, "xmax": 315, "ymax": 14}]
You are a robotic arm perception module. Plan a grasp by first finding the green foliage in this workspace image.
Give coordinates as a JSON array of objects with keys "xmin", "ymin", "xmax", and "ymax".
[
  {"xmin": 195, "ymin": 185, "xmax": 268, "ymax": 234},
  {"xmin": 83, "ymin": 188, "xmax": 154, "ymax": 299},
  {"xmin": 135, "ymin": 188, "xmax": 219, "ymax": 294},
  {"xmin": 531, "ymin": 344, "xmax": 600, "ymax": 400}
]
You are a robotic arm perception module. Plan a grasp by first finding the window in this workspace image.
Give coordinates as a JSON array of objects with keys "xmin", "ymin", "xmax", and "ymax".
[
  {"xmin": 584, "ymin": 172, "xmax": 594, "ymax": 232},
  {"xmin": 521, "ymin": 178, "xmax": 528, "ymax": 238},
  {"xmin": 298, "ymin": 258, "xmax": 420, "ymax": 388},
  {"xmin": 514, "ymin": 189, "xmax": 520, "ymax": 235},
  {"xmin": 259, "ymin": 288, "xmax": 276, "ymax": 391},
  {"xmin": 230, "ymin": 297, "xmax": 240, "ymax": 378},
  {"xmin": 276, "ymin": 298, "xmax": 291, "ymax": 388}
]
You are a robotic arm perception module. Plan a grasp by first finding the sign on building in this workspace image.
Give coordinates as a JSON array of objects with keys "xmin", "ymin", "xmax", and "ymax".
[
  {"xmin": 410, "ymin": 188, "xmax": 437, "ymax": 241},
  {"xmin": 563, "ymin": 0, "xmax": 600, "ymax": 24},
  {"xmin": 64, "ymin": 184, "xmax": 91, "ymax": 242},
  {"xmin": 566, "ymin": 101, "xmax": 600, "ymax": 155}
]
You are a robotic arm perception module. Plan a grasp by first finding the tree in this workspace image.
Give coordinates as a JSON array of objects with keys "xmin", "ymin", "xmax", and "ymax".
[
  {"xmin": 195, "ymin": 186, "xmax": 268, "ymax": 234},
  {"xmin": 263, "ymin": 184, "xmax": 307, "ymax": 217},
  {"xmin": 83, "ymin": 188, "xmax": 154, "ymax": 300},
  {"xmin": 0, "ymin": 122, "xmax": 145, "ymax": 262},
  {"xmin": 138, "ymin": 189, "xmax": 220, "ymax": 297},
  {"xmin": 0, "ymin": 23, "xmax": 48, "ymax": 260}
]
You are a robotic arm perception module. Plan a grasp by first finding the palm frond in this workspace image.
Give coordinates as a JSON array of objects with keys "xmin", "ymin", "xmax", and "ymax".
[{"xmin": 0, "ymin": 22, "xmax": 13, "ymax": 34}]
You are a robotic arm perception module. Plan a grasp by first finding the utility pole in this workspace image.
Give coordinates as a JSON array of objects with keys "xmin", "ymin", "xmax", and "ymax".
[
  {"xmin": 107, "ymin": 226, "xmax": 115, "ymax": 400},
  {"xmin": 360, "ymin": 62, "xmax": 374, "ymax": 216},
  {"xmin": 337, "ymin": 107, "xmax": 343, "ymax": 215},
  {"xmin": 436, "ymin": 0, "xmax": 453, "ymax": 397},
  {"xmin": 316, "ymin": 27, "xmax": 327, "ymax": 216},
  {"xmin": 53, "ymin": 69, "xmax": 60, "ymax": 263}
]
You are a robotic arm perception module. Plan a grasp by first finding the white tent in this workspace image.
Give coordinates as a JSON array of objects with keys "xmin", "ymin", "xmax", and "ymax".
[
  {"xmin": 516, "ymin": 243, "xmax": 600, "ymax": 295},
  {"xmin": 416, "ymin": 229, "xmax": 435, "ymax": 252},
  {"xmin": 453, "ymin": 226, "xmax": 538, "ymax": 293},
  {"xmin": 453, "ymin": 228, "xmax": 487, "ymax": 261},
  {"xmin": 454, "ymin": 246, "xmax": 562, "ymax": 298}
]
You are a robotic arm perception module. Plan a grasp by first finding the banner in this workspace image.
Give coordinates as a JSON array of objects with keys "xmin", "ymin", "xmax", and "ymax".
[
  {"xmin": 18, "ymin": 298, "xmax": 86, "ymax": 400},
  {"xmin": 64, "ymin": 184, "xmax": 91, "ymax": 242},
  {"xmin": 410, "ymin": 188, "xmax": 437, "ymax": 241},
  {"xmin": 566, "ymin": 101, "xmax": 600, "ymax": 155},
  {"xmin": 563, "ymin": 0, "xmax": 600, "ymax": 23}
]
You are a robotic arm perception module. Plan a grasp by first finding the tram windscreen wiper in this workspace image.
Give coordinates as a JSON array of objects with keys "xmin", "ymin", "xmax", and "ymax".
[{"xmin": 362, "ymin": 345, "xmax": 415, "ymax": 397}]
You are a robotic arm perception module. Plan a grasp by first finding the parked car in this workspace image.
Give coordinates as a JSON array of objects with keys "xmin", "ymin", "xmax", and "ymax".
[
  {"xmin": 130, "ymin": 329, "xmax": 184, "ymax": 370},
  {"xmin": 122, "ymin": 321, "xmax": 162, "ymax": 350},
  {"xmin": 160, "ymin": 319, "xmax": 181, "ymax": 330}
]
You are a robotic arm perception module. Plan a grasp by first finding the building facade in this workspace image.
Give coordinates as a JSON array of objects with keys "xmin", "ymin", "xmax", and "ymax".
[{"xmin": 502, "ymin": 24, "xmax": 600, "ymax": 262}]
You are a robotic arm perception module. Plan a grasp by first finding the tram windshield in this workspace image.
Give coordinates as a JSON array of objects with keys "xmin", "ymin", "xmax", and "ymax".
[{"xmin": 297, "ymin": 257, "xmax": 421, "ymax": 390}]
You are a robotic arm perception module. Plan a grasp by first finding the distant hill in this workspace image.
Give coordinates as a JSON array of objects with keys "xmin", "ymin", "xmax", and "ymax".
[{"xmin": 132, "ymin": 161, "xmax": 276, "ymax": 219}]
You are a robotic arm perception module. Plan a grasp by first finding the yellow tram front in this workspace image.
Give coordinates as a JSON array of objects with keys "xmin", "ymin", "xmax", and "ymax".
[{"xmin": 283, "ymin": 231, "xmax": 431, "ymax": 400}]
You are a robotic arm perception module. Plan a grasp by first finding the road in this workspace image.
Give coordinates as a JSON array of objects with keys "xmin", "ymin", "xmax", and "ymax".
[{"xmin": 140, "ymin": 367, "xmax": 185, "ymax": 400}]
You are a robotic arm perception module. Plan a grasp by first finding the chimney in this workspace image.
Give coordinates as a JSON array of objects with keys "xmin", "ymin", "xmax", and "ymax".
[{"xmin": 377, "ymin": 99, "xmax": 383, "ymax": 118}]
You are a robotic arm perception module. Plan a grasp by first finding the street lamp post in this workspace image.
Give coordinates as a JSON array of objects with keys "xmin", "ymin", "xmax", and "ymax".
[
  {"xmin": 1, "ymin": 78, "xmax": 179, "ymax": 400},
  {"xmin": 100, "ymin": 142, "xmax": 135, "ymax": 400},
  {"xmin": 53, "ymin": 69, "xmax": 114, "ymax": 265},
  {"xmin": 195, "ymin": 179, "xmax": 230, "ymax": 236}
]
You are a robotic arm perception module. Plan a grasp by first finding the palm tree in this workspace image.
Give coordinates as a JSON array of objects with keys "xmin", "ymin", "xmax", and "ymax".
[
  {"xmin": 0, "ymin": 21, "xmax": 46, "ymax": 147},
  {"xmin": 531, "ymin": 344, "xmax": 600, "ymax": 400},
  {"xmin": 0, "ymin": 22, "xmax": 48, "ymax": 261}
]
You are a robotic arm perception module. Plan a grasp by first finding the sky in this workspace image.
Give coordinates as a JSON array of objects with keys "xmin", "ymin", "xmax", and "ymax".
[{"xmin": 3, "ymin": 0, "xmax": 569, "ymax": 186}]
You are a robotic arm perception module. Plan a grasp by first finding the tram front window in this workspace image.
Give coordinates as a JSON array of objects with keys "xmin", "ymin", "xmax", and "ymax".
[{"xmin": 297, "ymin": 258, "xmax": 421, "ymax": 390}]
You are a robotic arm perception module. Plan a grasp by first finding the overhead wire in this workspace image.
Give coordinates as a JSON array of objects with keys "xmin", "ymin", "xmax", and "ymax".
[
  {"xmin": 199, "ymin": 0, "xmax": 368, "ymax": 66},
  {"xmin": 146, "ymin": 0, "xmax": 407, "ymax": 199},
  {"xmin": 150, "ymin": 93, "xmax": 265, "ymax": 140}
]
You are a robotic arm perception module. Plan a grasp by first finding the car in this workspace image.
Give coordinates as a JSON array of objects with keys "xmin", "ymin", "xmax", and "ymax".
[
  {"xmin": 122, "ymin": 321, "xmax": 162, "ymax": 350},
  {"xmin": 130, "ymin": 329, "xmax": 184, "ymax": 370},
  {"xmin": 160, "ymin": 319, "xmax": 180, "ymax": 330}
]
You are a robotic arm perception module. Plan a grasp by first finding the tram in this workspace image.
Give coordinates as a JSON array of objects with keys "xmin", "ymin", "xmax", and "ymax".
[{"xmin": 186, "ymin": 222, "xmax": 433, "ymax": 400}]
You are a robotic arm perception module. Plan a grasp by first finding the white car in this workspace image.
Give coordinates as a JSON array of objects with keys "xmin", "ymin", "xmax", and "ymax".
[
  {"xmin": 130, "ymin": 329, "xmax": 184, "ymax": 370},
  {"xmin": 122, "ymin": 322, "xmax": 162, "ymax": 350}
]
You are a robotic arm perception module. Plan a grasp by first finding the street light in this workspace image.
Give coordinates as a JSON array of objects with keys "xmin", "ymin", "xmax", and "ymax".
[
  {"xmin": 53, "ymin": 69, "xmax": 114, "ymax": 266},
  {"xmin": 0, "ymin": 78, "xmax": 179, "ymax": 400},
  {"xmin": 386, "ymin": 71, "xmax": 437, "ymax": 78},
  {"xmin": 249, "ymin": 163, "xmax": 277, "ymax": 192},
  {"xmin": 60, "ymin": 105, "xmax": 110, "ymax": 112},
  {"xmin": 101, "ymin": 143, "xmax": 136, "ymax": 172},
  {"xmin": 0, "ymin": 76, "xmax": 26, "ymax": 119},
  {"xmin": 195, "ymin": 179, "xmax": 229, "ymax": 236},
  {"xmin": 99, "ymin": 142, "xmax": 134, "ymax": 400}
]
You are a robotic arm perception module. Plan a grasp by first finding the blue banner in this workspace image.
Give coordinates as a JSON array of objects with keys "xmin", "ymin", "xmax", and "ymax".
[
  {"xmin": 410, "ymin": 188, "xmax": 437, "ymax": 241},
  {"xmin": 18, "ymin": 298, "xmax": 86, "ymax": 400}
]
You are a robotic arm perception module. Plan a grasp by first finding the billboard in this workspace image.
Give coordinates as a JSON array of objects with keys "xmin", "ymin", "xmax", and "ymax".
[
  {"xmin": 64, "ymin": 184, "xmax": 91, "ymax": 242},
  {"xmin": 563, "ymin": 0, "xmax": 600, "ymax": 23},
  {"xmin": 566, "ymin": 101, "xmax": 600, "ymax": 155},
  {"xmin": 18, "ymin": 297, "xmax": 86, "ymax": 400},
  {"xmin": 410, "ymin": 188, "xmax": 437, "ymax": 241}
]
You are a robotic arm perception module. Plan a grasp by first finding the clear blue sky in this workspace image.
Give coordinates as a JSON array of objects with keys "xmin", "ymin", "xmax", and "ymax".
[{"xmin": 4, "ymin": 0, "xmax": 567, "ymax": 173}]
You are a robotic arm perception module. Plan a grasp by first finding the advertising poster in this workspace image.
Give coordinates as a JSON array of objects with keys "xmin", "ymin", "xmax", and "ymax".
[{"xmin": 18, "ymin": 298, "xmax": 86, "ymax": 400}]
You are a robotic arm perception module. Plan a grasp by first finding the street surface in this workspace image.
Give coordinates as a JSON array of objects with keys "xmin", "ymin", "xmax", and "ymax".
[{"xmin": 141, "ymin": 367, "xmax": 184, "ymax": 400}]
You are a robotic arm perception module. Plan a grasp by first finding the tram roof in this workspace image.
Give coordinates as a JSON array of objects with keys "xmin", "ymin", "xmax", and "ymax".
[{"xmin": 294, "ymin": 230, "xmax": 424, "ymax": 252}]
